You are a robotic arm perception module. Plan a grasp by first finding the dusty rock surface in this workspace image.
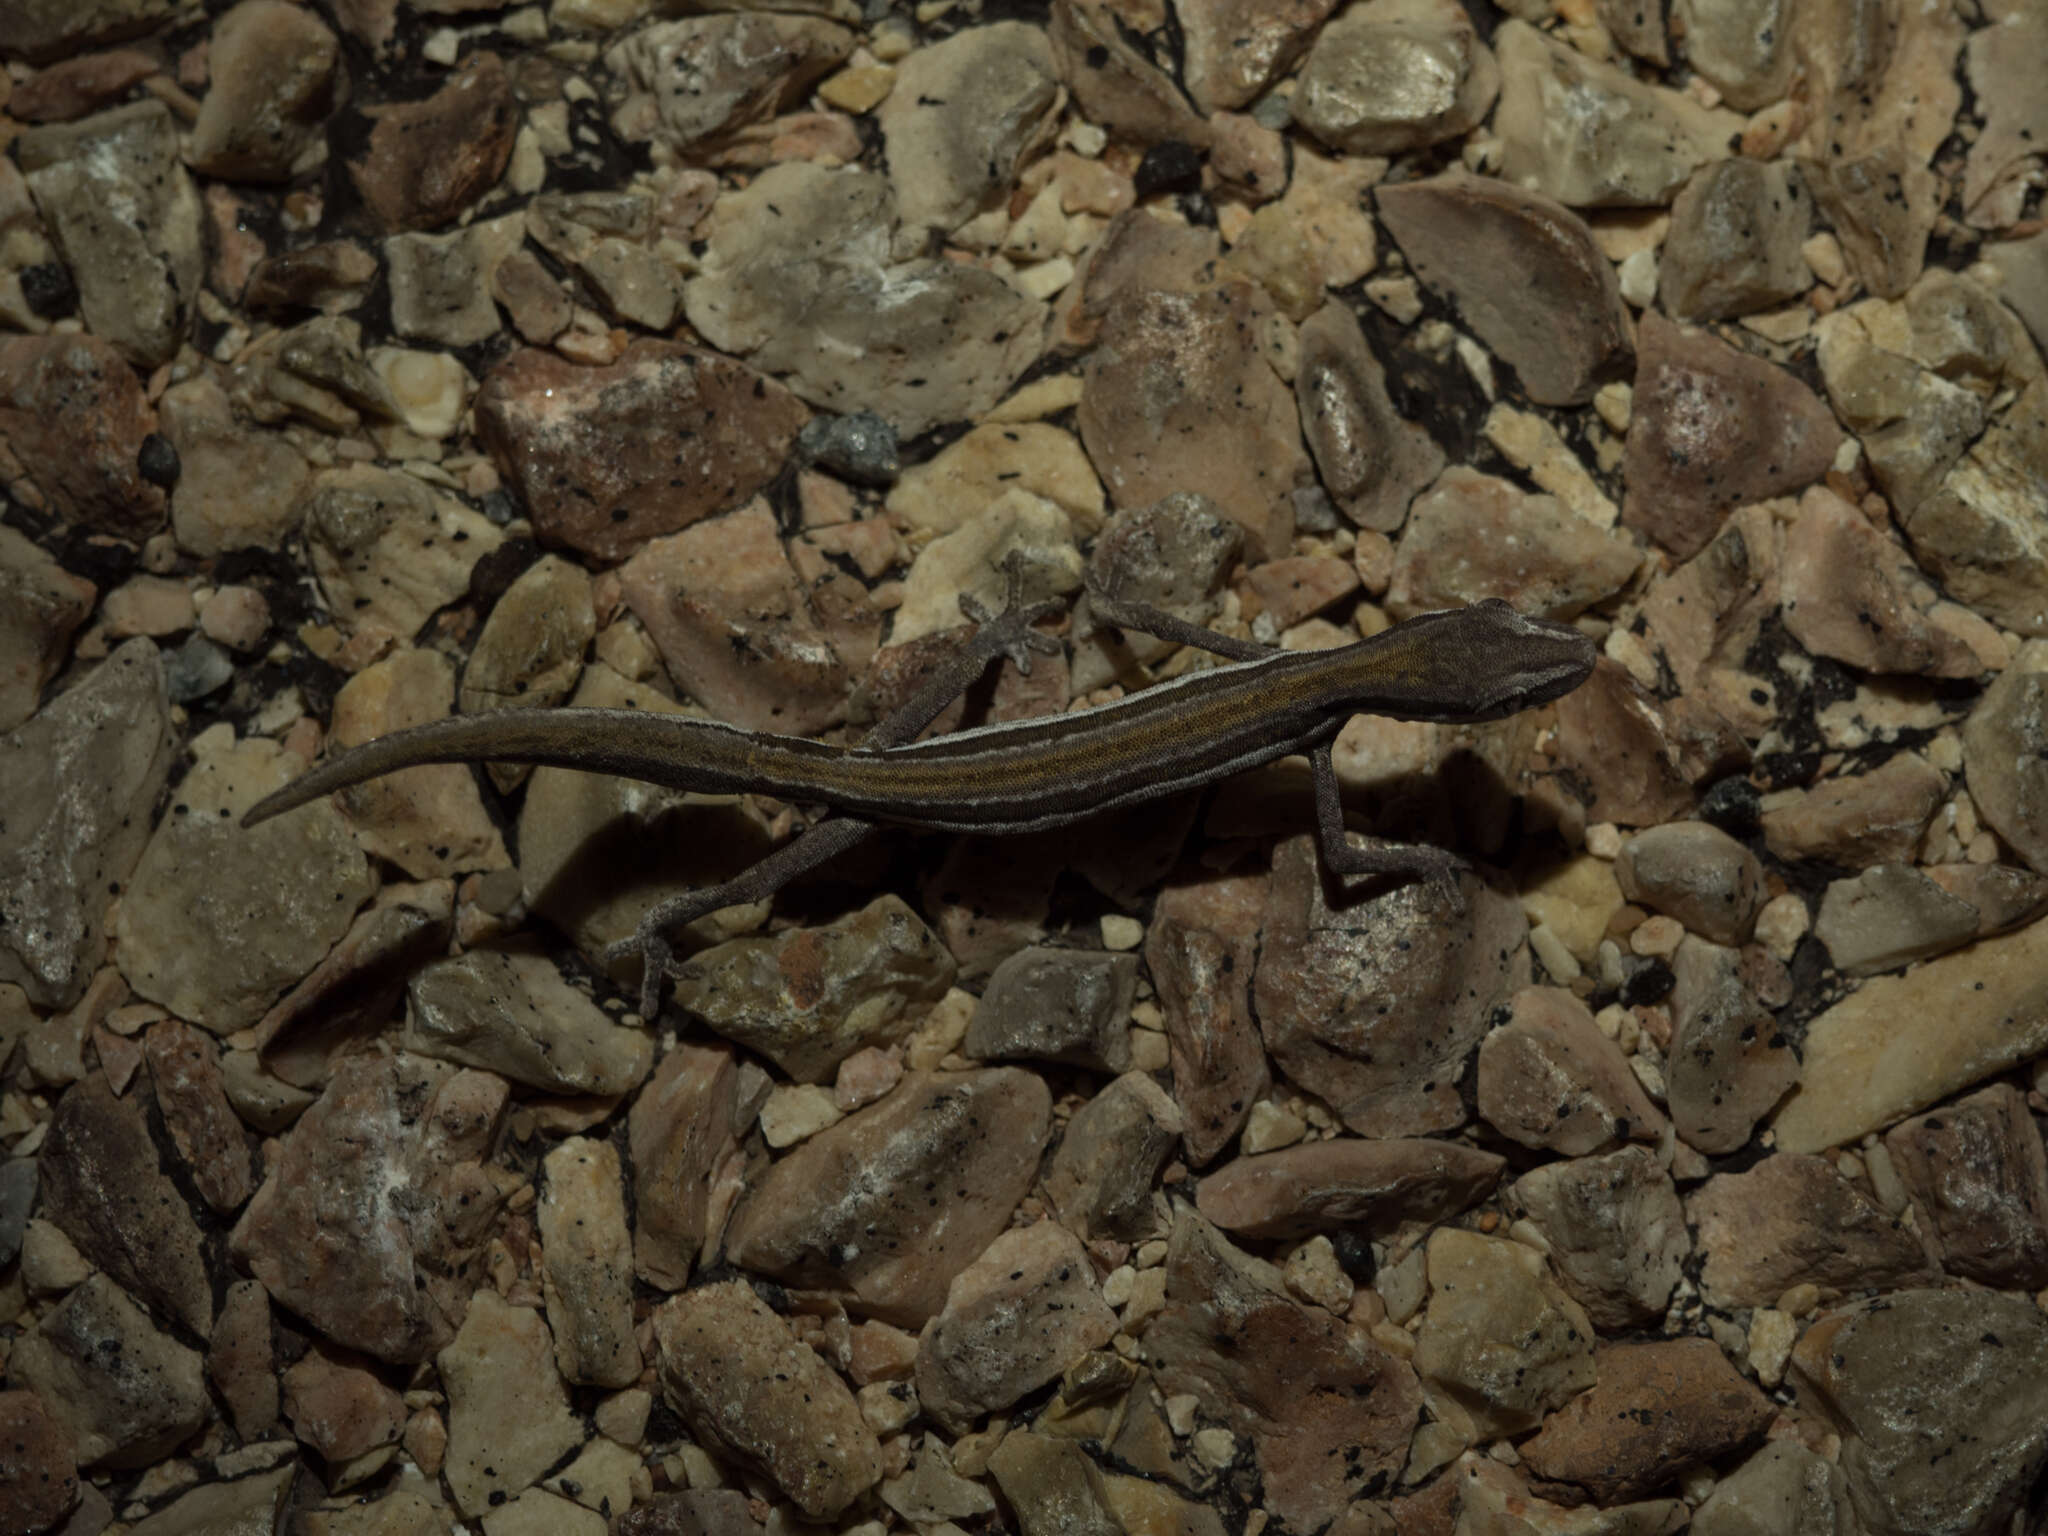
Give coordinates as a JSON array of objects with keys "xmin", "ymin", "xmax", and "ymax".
[{"xmin": 0, "ymin": 1, "xmax": 2042, "ymax": 1531}]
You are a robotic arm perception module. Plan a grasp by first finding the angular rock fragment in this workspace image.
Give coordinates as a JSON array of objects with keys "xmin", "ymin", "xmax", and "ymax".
[
  {"xmin": 1687, "ymin": 1153, "xmax": 1934, "ymax": 1307},
  {"xmin": 1292, "ymin": 0, "xmax": 1496, "ymax": 155},
  {"xmin": 964, "ymin": 945, "xmax": 1135, "ymax": 1073},
  {"xmin": 1963, "ymin": 640, "xmax": 2048, "ymax": 876},
  {"xmin": 1146, "ymin": 867, "xmax": 1271, "ymax": 1165},
  {"xmin": 38, "ymin": 1074, "xmax": 212, "ymax": 1338},
  {"xmin": 186, "ymin": 0, "xmax": 342, "ymax": 181},
  {"xmin": 538, "ymin": 1137, "xmax": 640, "ymax": 1389},
  {"xmin": 0, "ymin": 333, "xmax": 166, "ymax": 538},
  {"xmin": 404, "ymin": 947, "xmax": 651, "ymax": 1098},
  {"xmin": 1623, "ymin": 314, "xmax": 1842, "ymax": 559},
  {"xmin": 7, "ymin": 1274, "xmax": 207, "ymax": 1469},
  {"xmin": 1615, "ymin": 821, "xmax": 1763, "ymax": 946},
  {"xmin": 880, "ymin": 22, "xmax": 1061, "ymax": 234},
  {"xmin": 1386, "ymin": 467, "xmax": 1638, "ymax": 620},
  {"xmin": 476, "ymin": 341, "xmax": 807, "ymax": 565},
  {"xmin": 674, "ymin": 894, "xmax": 955, "ymax": 1082},
  {"xmin": 438, "ymin": 1290, "xmax": 585, "ymax": 1518},
  {"xmin": 1520, "ymin": 1338, "xmax": 1772, "ymax": 1504},
  {"xmin": 1781, "ymin": 485, "xmax": 1979, "ymax": 678},
  {"xmin": 654, "ymin": 1279, "xmax": 882, "ymax": 1520},
  {"xmin": 1045, "ymin": 1072, "xmax": 1182, "ymax": 1242},
  {"xmin": 606, "ymin": 13, "xmax": 855, "ymax": 155},
  {"xmin": 1375, "ymin": 172, "xmax": 1632, "ymax": 406},
  {"xmin": 1295, "ymin": 303, "xmax": 1444, "ymax": 533},
  {"xmin": 915, "ymin": 1222, "xmax": 1118, "ymax": 1432},
  {"xmin": 1257, "ymin": 837, "xmax": 1527, "ymax": 1137},
  {"xmin": 1145, "ymin": 1210, "xmax": 1420, "ymax": 1529},
  {"xmin": 1476, "ymin": 986, "xmax": 1664, "ymax": 1154},
  {"xmin": 0, "ymin": 639, "xmax": 171, "ymax": 1009},
  {"xmin": 1814, "ymin": 863, "xmax": 1984, "ymax": 976},
  {"xmin": 1790, "ymin": 1289, "xmax": 2048, "ymax": 1536},
  {"xmin": 1196, "ymin": 1136, "xmax": 1502, "ymax": 1242},
  {"xmin": 351, "ymin": 52, "xmax": 516, "ymax": 231},
  {"xmin": 1883, "ymin": 1084, "xmax": 2048, "ymax": 1291},
  {"xmin": 1659, "ymin": 159, "xmax": 1812, "ymax": 321},
  {"xmin": 1508, "ymin": 1146, "xmax": 1686, "ymax": 1331},
  {"xmin": 724, "ymin": 1068, "xmax": 1052, "ymax": 1325},
  {"xmin": 628, "ymin": 1043, "xmax": 738, "ymax": 1289},
  {"xmin": 1412, "ymin": 1228, "xmax": 1595, "ymax": 1438},
  {"xmin": 1665, "ymin": 936, "xmax": 1797, "ymax": 1155},
  {"xmin": 1493, "ymin": 18, "xmax": 1733, "ymax": 207},
  {"xmin": 16, "ymin": 101, "xmax": 203, "ymax": 366},
  {"xmin": 232, "ymin": 1054, "xmax": 517, "ymax": 1363}
]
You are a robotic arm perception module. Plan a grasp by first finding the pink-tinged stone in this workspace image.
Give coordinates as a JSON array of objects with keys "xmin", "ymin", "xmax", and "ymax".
[
  {"xmin": 282, "ymin": 1343, "xmax": 406, "ymax": 1463},
  {"xmin": 0, "ymin": 1390, "xmax": 79, "ymax": 1536},
  {"xmin": 1374, "ymin": 172, "xmax": 1632, "ymax": 406},
  {"xmin": 1550, "ymin": 659, "xmax": 1750, "ymax": 828},
  {"xmin": 1622, "ymin": 313, "xmax": 1843, "ymax": 560},
  {"xmin": 7, "ymin": 48, "xmax": 156, "ymax": 123},
  {"xmin": 1144, "ymin": 1209, "xmax": 1420, "ymax": 1530},
  {"xmin": 1477, "ymin": 986, "xmax": 1666, "ymax": 1154},
  {"xmin": 628, "ymin": 1043, "xmax": 738, "ymax": 1291},
  {"xmin": 349, "ymin": 52, "xmax": 515, "ymax": 231},
  {"xmin": 1256, "ymin": 836, "xmax": 1528, "ymax": 1137},
  {"xmin": 1781, "ymin": 485, "xmax": 1980, "ymax": 677},
  {"xmin": 437, "ymin": 1289, "xmax": 585, "ymax": 1518},
  {"xmin": 1687, "ymin": 1153, "xmax": 1936, "ymax": 1308},
  {"xmin": 0, "ymin": 334, "xmax": 166, "ymax": 539},
  {"xmin": 231, "ymin": 1053, "xmax": 518, "ymax": 1363},
  {"xmin": 1883, "ymin": 1083, "xmax": 2048, "ymax": 1291},
  {"xmin": 1077, "ymin": 275, "xmax": 1305, "ymax": 561},
  {"xmin": 1520, "ymin": 1338, "xmax": 1772, "ymax": 1504},
  {"xmin": 38, "ymin": 1074, "xmax": 213, "ymax": 1339},
  {"xmin": 1196, "ymin": 1136, "xmax": 1503, "ymax": 1242},
  {"xmin": 144, "ymin": 1017, "xmax": 254, "ymax": 1212},
  {"xmin": 617, "ymin": 502, "xmax": 863, "ymax": 736},
  {"xmin": 654, "ymin": 1279, "xmax": 883, "ymax": 1520},
  {"xmin": 475, "ymin": 341, "xmax": 809, "ymax": 564},
  {"xmin": 723, "ymin": 1068, "xmax": 1053, "ymax": 1327},
  {"xmin": 914, "ymin": 1221, "xmax": 1118, "ymax": 1432},
  {"xmin": 1146, "ymin": 866, "xmax": 1271, "ymax": 1165}
]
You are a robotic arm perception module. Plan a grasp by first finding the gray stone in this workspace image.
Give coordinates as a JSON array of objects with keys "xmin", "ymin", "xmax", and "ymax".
[
  {"xmin": 1292, "ymin": 0, "xmax": 1497, "ymax": 155},
  {"xmin": 1883, "ymin": 1084, "xmax": 2048, "ymax": 1291},
  {"xmin": 606, "ymin": 13, "xmax": 854, "ymax": 154},
  {"xmin": 684, "ymin": 161, "xmax": 1043, "ymax": 439},
  {"xmin": 1815, "ymin": 864, "xmax": 1982, "ymax": 975},
  {"xmin": 1044, "ymin": 1072, "xmax": 1182, "ymax": 1242},
  {"xmin": 1673, "ymin": 0, "xmax": 1793, "ymax": 109},
  {"xmin": 16, "ymin": 101, "xmax": 202, "ymax": 365},
  {"xmin": 404, "ymin": 947, "xmax": 652, "ymax": 1097},
  {"xmin": 914, "ymin": 1221, "xmax": 1118, "ymax": 1432},
  {"xmin": 1493, "ymin": 17, "xmax": 1732, "ymax": 207},
  {"xmin": 964, "ymin": 945, "xmax": 1136, "ymax": 1073},
  {"xmin": 1899, "ymin": 378, "xmax": 2048, "ymax": 634},
  {"xmin": 385, "ymin": 217, "xmax": 525, "ymax": 348},
  {"xmin": 1374, "ymin": 172, "xmax": 1632, "ymax": 405},
  {"xmin": 300, "ymin": 464, "xmax": 504, "ymax": 642},
  {"xmin": 127, "ymin": 1466, "xmax": 293, "ymax": 1536},
  {"xmin": 1508, "ymin": 1145, "xmax": 1687, "ymax": 1331},
  {"xmin": 524, "ymin": 192, "xmax": 681, "ymax": 332},
  {"xmin": 1476, "ymin": 985, "xmax": 1665, "ymax": 1154},
  {"xmin": 1666, "ymin": 936, "xmax": 1798, "ymax": 1155},
  {"xmin": 0, "ymin": 524, "xmax": 93, "ymax": 733},
  {"xmin": 1615, "ymin": 821, "xmax": 1764, "ymax": 945},
  {"xmin": 1660, "ymin": 159, "xmax": 1813, "ymax": 321},
  {"xmin": 0, "ymin": 0, "xmax": 173, "ymax": 65},
  {"xmin": 1964, "ymin": 641, "xmax": 2048, "ymax": 876},
  {"xmin": 672, "ymin": 895, "xmax": 954, "ymax": 1083},
  {"xmin": 1692, "ymin": 1441, "xmax": 1850, "ymax": 1536},
  {"xmin": 114, "ymin": 729, "xmax": 375, "ymax": 1033},
  {"xmin": 1294, "ymin": 301, "xmax": 1445, "ymax": 533},
  {"xmin": 986, "ymin": 1431, "xmax": 1119, "ymax": 1536},
  {"xmin": 0, "ymin": 638, "xmax": 171, "ymax": 1008},
  {"xmin": 628, "ymin": 1043, "xmax": 739, "ymax": 1290},
  {"xmin": 0, "ymin": 1157, "xmax": 33, "ymax": 1268},
  {"xmin": 725, "ymin": 1068, "xmax": 1053, "ymax": 1326},
  {"xmin": 1790, "ymin": 1289, "xmax": 2048, "ymax": 1536},
  {"xmin": 7, "ymin": 1274, "xmax": 207, "ymax": 1469},
  {"xmin": 880, "ymin": 22, "xmax": 1061, "ymax": 234}
]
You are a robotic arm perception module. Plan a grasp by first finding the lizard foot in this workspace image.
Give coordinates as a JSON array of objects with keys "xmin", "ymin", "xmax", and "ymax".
[{"xmin": 958, "ymin": 551, "xmax": 1064, "ymax": 675}]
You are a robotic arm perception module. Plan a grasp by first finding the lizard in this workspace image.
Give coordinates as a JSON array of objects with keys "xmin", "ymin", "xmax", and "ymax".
[{"xmin": 242, "ymin": 568, "xmax": 1598, "ymax": 1017}]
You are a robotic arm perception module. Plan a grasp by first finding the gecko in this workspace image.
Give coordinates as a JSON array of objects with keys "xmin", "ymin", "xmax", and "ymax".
[{"xmin": 243, "ymin": 570, "xmax": 1597, "ymax": 1017}]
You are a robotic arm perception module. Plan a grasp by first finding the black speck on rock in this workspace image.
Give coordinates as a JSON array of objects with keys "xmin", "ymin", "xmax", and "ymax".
[{"xmin": 1135, "ymin": 140, "xmax": 1204, "ymax": 200}]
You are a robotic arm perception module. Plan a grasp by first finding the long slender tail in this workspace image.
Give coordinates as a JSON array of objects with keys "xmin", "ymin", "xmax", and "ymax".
[{"xmin": 239, "ymin": 707, "xmax": 770, "ymax": 827}]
